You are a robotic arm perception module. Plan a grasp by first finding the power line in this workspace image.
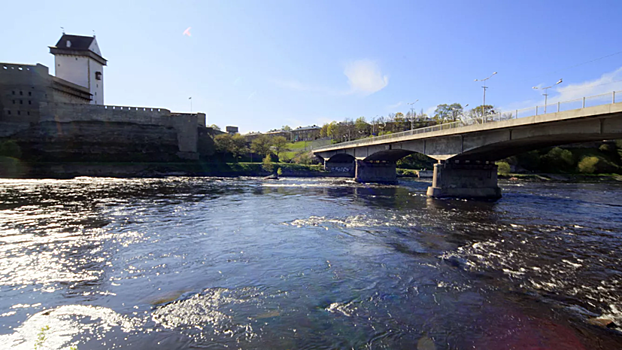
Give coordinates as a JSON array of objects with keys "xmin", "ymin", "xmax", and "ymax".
[{"xmin": 549, "ymin": 49, "xmax": 622, "ymax": 76}]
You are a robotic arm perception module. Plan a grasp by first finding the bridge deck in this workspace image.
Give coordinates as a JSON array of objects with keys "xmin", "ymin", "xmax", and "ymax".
[{"xmin": 314, "ymin": 99, "xmax": 622, "ymax": 154}]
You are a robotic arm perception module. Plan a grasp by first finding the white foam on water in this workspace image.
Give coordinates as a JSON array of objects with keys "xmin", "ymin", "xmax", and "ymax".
[{"xmin": 0, "ymin": 305, "xmax": 139, "ymax": 350}]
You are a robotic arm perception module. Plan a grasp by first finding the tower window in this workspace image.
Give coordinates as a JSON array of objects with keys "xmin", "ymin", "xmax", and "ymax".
[
  {"xmin": 17, "ymin": 111, "xmax": 20, "ymax": 116},
  {"xmin": 12, "ymin": 91, "xmax": 15, "ymax": 95},
  {"xmin": 7, "ymin": 110, "xmax": 10, "ymax": 115},
  {"xmin": 20, "ymin": 100, "xmax": 23, "ymax": 105},
  {"xmin": 27, "ymin": 112, "xmax": 30, "ymax": 116},
  {"xmin": 12, "ymin": 100, "xmax": 15, "ymax": 104},
  {"xmin": 28, "ymin": 100, "xmax": 31, "ymax": 105},
  {"xmin": 19, "ymin": 91, "xmax": 23, "ymax": 95},
  {"xmin": 28, "ymin": 92, "xmax": 31, "ymax": 96},
  {"xmin": 95, "ymin": 72, "xmax": 102, "ymax": 80}
]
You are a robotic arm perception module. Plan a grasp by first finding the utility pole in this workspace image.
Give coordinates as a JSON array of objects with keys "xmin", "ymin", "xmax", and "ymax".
[
  {"xmin": 533, "ymin": 79, "xmax": 562, "ymax": 114},
  {"xmin": 475, "ymin": 72, "xmax": 497, "ymax": 120},
  {"xmin": 407, "ymin": 100, "xmax": 419, "ymax": 130}
]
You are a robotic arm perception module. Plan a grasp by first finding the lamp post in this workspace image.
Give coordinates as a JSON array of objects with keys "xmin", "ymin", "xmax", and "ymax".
[
  {"xmin": 532, "ymin": 79, "xmax": 562, "ymax": 114},
  {"xmin": 474, "ymin": 72, "xmax": 497, "ymax": 120},
  {"xmin": 407, "ymin": 100, "xmax": 419, "ymax": 130},
  {"xmin": 189, "ymin": 96, "xmax": 192, "ymax": 113}
]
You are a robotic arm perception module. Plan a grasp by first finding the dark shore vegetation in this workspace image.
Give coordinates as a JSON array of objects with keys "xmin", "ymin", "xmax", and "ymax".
[{"xmin": 1, "ymin": 135, "xmax": 621, "ymax": 181}]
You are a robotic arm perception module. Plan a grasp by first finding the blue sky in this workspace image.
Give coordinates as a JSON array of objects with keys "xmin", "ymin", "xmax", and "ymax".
[{"xmin": 2, "ymin": 0, "xmax": 622, "ymax": 133}]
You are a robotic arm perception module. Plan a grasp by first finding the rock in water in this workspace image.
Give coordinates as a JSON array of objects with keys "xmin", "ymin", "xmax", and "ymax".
[
  {"xmin": 264, "ymin": 174, "xmax": 279, "ymax": 180},
  {"xmin": 587, "ymin": 317, "xmax": 615, "ymax": 328},
  {"xmin": 417, "ymin": 335, "xmax": 436, "ymax": 350}
]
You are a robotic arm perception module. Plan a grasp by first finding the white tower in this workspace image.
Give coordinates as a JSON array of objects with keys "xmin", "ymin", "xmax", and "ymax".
[{"xmin": 49, "ymin": 34, "xmax": 107, "ymax": 105}]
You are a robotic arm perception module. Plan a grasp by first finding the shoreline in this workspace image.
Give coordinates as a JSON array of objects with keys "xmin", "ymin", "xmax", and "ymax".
[
  {"xmin": 499, "ymin": 173, "xmax": 622, "ymax": 183},
  {"xmin": 1, "ymin": 159, "xmax": 621, "ymax": 183}
]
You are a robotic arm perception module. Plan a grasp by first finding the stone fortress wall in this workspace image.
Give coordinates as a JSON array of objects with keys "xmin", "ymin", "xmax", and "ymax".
[{"xmin": 1, "ymin": 62, "xmax": 207, "ymax": 160}]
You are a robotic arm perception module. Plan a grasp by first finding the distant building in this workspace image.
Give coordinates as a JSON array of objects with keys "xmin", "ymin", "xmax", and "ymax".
[
  {"xmin": 291, "ymin": 125, "xmax": 321, "ymax": 141},
  {"xmin": 266, "ymin": 129, "xmax": 291, "ymax": 141},
  {"xmin": 242, "ymin": 132, "xmax": 262, "ymax": 142},
  {"xmin": 226, "ymin": 126, "xmax": 239, "ymax": 134}
]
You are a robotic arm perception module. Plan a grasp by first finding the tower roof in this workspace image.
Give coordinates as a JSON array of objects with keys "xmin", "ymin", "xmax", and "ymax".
[
  {"xmin": 49, "ymin": 34, "xmax": 107, "ymax": 65},
  {"xmin": 54, "ymin": 34, "xmax": 95, "ymax": 50}
]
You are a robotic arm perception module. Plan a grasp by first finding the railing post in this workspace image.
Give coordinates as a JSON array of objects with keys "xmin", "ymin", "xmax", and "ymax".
[
  {"xmin": 582, "ymin": 97, "xmax": 586, "ymax": 108},
  {"xmin": 614, "ymin": 91, "xmax": 616, "ymax": 104},
  {"xmin": 515, "ymin": 110, "xmax": 518, "ymax": 119},
  {"xmin": 557, "ymin": 102, "xmax": 560, "ymax": 112},
  {"xmin": 536, "ymin": 106, "xmax": 538, "ymax": 115}
]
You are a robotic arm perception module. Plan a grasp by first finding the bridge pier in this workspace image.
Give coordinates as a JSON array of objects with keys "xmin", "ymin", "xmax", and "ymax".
[
  {"xmin": 355, "ymin": 160, "xmax": 397, "ymax": 184},
  {"xmin": 324, "ymin": 161, "xmax": 355, "ymax": 177},
  {"xmin": 426, "ymin": 161, "xmax": 501, "ymax": 200}
]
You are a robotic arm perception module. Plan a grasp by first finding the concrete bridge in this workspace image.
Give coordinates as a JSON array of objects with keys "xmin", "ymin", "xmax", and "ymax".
[{"xmin": 313, "ymin": 91, "xmax": 622, "ymax": 199}]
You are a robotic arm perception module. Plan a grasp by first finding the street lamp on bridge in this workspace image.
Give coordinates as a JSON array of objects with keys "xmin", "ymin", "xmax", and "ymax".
[
  {"xmin": 533, "ymin": 79, "xmax": 562, "ymax": 114},
  {"xmin": 407, "ymin": 100, "xmax": 419, "ymax": 130},
  {"xmin": 474, "ymin": 72, "xmax": 497, "ymax": 119}
]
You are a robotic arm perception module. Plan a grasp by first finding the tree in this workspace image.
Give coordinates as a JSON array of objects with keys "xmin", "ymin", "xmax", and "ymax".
[
  {"xmin": 326, "ymin": 122, "xmax": 338, "ymax": 139},
  {"xmin": 320, "ymin": 123, "xmax": 329, "ymax": 138},
  {"xmin": 282, "ymin": 125, "xmax": 292, "ymax": 132},
  {"xmin": 231, "ymin": 134, "xmax": 248, "ymax": 158},
  {"xmin": 434, "ymin": 103, "xmax": 463, "ymax": 123},
  {"xmin": 394, "ymin": 112, "xmax": 407, "ymax": 131},
  {"xmin": 251, "ymin": 135, "xmax": 272, "ymax": 157},
  {"xmin": 214, "ymin": 133, "xmax": 248, "ymax": 159},
  {"xmin": 355, "ymin": 116, "xmax": 369, "ymax": 137},
  {"xmin": 470, "ymin": 105, "xmax": 495, "ymax": 121},
  {"xmin": 209, "ymin": 124, "xmax": 221, "ymax": 131},
  {"xmin": 214, "ymin": 134, "xmax": 233, "ymax": 154},
  {"xmin": 272, "ymin": 136, "xmax": 289, "ymax": 158}
]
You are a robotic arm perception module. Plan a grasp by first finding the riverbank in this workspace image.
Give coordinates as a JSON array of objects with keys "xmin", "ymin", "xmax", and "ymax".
[
  {"xmin": 0, "ymin": 158, "xmax": 328, "ymax": 179},
  {"xmin": 500, "ymin": 173, "xmax": 622, "ymax": 182}
]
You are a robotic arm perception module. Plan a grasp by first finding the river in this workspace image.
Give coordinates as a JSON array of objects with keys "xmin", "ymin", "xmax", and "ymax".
[{"xmin": 0, "ymin": 177, "xmax": 621, "ymax": 349}]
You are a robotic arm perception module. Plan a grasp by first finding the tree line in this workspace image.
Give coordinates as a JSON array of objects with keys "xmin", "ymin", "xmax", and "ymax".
[
  {"xmin": 213, "ymin": 133, "xmax": 314, "ymax": 164},
  {"xmin": 318, "ymin": 103, "xmax": 504, "ymax": 143}
]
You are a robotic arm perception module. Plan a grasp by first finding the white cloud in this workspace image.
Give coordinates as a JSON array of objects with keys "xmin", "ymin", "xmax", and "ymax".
[
  {"xmin": 271, "ymin": 59, "xmax": 389, "ymax": 96},
  {"xmin": 501, "ymin": 66, "xmax": 622, "ymax": 113},
  {"xmin": 554, "ymin": 67, "xmax": 622, "ymax": 102},
  {"xmin": 344, "ymin": 60, "xmax": 389, "ymax": 95},
  {"xmin": 386, "ymin": 101, "xmax": 403, "ymax": 110}
]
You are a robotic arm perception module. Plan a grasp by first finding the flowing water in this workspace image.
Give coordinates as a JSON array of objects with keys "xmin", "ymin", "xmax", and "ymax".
[{"xmin": 1, "ymin": 176, "xmax": 622, "ymax": 349}]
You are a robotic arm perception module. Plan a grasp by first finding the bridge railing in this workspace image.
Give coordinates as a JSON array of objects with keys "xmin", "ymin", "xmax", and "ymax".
[
  {"xmin": 314, "ymin": 90, "xmax": 621, "ymax": 151},
  {"xmin": 480, "ymin": 90, "xmax": 620, "ymax": 123}
]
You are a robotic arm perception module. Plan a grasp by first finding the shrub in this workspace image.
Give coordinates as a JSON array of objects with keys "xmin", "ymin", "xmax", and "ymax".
[
  {"xmin": 599, "ymin": 143, "xmax": 611, "ymax": 153},
  {"xmin": 560, "ymin": 149, "xmax": 574, "ymax": 166},
  {"xmin": 496, "ymin": 161, "xmax": 511, "ymax": 176},
  {"xmin": 262, "ymin": 154, "xmax": 273, "ymax": 172},
  {"xmin": 0, "ymin": 140, "xmax": 21, "ymax": 158},
  {"xmin": 578, "ymin": 156, "xmax": 599, "ymax": 173}
]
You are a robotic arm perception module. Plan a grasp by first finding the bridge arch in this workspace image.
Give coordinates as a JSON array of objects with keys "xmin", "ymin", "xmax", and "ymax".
[
  {"xmin": 363, "ymin": 149, "xmax": 415, "ymax": 162},
  {"xmin": 326, "ymin": 153, "xmax": 356, "ymax": 163},
  {"xmin": 325, "ymin": 153, "xmax": 356, "ymax": 176},
  {"xmin": 453, "ymin": 133, "xmax": 621, "ymax": 162}
]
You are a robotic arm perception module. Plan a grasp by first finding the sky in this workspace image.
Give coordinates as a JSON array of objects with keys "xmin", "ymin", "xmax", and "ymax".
[{"xmin": 2, "ymin": 0, "xmax": 622, "ymax": 133}]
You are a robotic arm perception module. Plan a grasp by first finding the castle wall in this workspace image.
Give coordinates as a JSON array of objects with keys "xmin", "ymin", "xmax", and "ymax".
[
  {"xmin": 0, "ymin": 63, "xmax": 50, "ymax": 123},
  {"xmin": 37, "ymin": 102, "xmax": 201, "ymax": 159}
]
